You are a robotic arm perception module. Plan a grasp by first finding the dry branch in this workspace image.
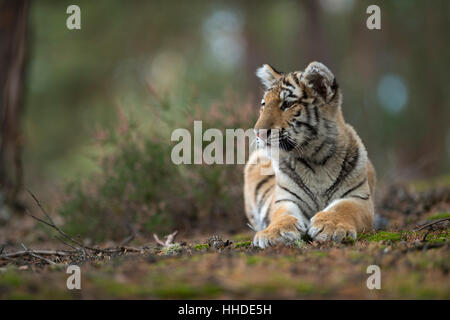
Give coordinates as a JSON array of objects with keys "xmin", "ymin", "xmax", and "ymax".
[
  {"xmin": 1, "ymin": 249, "xmax": 72, "ymax": 259},
  {"xmin": 20, "ymin": 243, "xmax": 56, "ymax": 265},
  {"xmin": 27, "ymin": 189, "xmax": 112, "ymax": 254},
  {"xmin": 153, "ymin": 230, "xmax": 178, "ymax": 247},
  {"xmin": 415, "ymin": 218, "xmax": 450, "ymax": 231},
  {"xmin": 0, "ymin": 191, "xmax": 152, "ymax": 267}
]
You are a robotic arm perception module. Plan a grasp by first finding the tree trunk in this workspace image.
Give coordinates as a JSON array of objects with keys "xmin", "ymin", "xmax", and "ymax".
[
  {"xmin": 301, "ymin": 0, "xmax": 329, "ymax": 63},
  {"xmin": 0, "ymin": 0, "xmax": 30, "ymax": 214}
]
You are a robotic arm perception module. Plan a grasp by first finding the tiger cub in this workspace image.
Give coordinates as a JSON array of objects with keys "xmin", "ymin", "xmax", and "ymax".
[{"xmin": 244, "ymin": 62, "xmax": 376, "ymax": 248}]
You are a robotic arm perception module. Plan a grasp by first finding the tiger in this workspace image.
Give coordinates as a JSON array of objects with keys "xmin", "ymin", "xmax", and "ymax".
[{"xmin": 244, "ymin": 61, "xmax": 376, "ymax": 248}]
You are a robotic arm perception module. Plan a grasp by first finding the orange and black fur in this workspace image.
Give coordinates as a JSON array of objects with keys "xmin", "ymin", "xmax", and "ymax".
[{"xmin": 244, "ymin": 62, "xmax": 376, "ymax": 248}]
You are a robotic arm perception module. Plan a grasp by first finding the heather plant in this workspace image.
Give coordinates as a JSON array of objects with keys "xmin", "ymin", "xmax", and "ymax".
[{"xmin": 59, "ymin": 91, "xmax": 257, "ymax": 240}]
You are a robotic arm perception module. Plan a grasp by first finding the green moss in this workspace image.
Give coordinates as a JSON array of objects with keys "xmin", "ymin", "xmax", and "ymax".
[
  {"xmin": 409, "ymin": 175, "xmax": 450, "ymax": 192},
  {"xmin": 0, "ymin": 270, "xmax": 23, "ymax": 288},
  {"xmin": 246, "ymin": 255, "xmax": 262, "ymax": 265},
  {"xmin": 36, "ymin": 288, "xmax": 72, "ymax": 300},
  {"xmin": 8, "ymin": 292, "xmax": 36, "ymax": 300},
  {"xmin": 231, "ymin": 233, "xmax": 251, "ymax": 242},
  {"xmin": 193, "ymin": 243, "xmax": 209, "ymax": 250},
  {"xmin": 427, "ymin": 212, "xmax": 450, "ymax": 220},
  {"xmin": 234, "ymin": 241, "xmax": 252, "ymax": 248},
  {"xmin": 247, "ymin": 275, "xmax": 291, "ymax": 294},
  {"xmin": 296, "ymin": 282, "xmax": 315, "ymax": 295},
  {"xmin": 310, "ymin": 251, "xmax": 328, "ymax": 258},
  {"xmin": 152, "ymin": 283, "xmax": 223, "ymax": 299},
  {"xmin": 359, "ymin": 231, "xmax": 402, "ymax": 242},
  {"xmin": 92, "ymin": 277, "xmax": 143, "ymax": 297},
  {"xmin": 393, "ymin": 272, "xmax": 450, "ymax": 299},
  {"xmin": 348, "ymin": 250, "xmax": 366, "ymax": 262},
  {"xmin": 0, "ymin": 270, "xmax": 72, "ymax": 300},
  {"xmin": 425, "ymin": 231, "xmax": 450, "ymax": 244},
  {"xmin": 341, "ymin": 237, "xmax": 356, "ymax": 245},
  {"xmin": 291, "ymin": 239, "xmax": 307, "ymax": 249},
  {"xmin": 161, "ymin": 243, "xmax": 183, "ymax": 255},
  {"xmin": 296, "ymin": 283, "xmax": 329, "ymax": 297}
]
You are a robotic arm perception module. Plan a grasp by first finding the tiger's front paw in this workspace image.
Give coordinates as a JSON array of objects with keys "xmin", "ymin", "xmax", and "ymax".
[
  {"xmin": 253, "ymin": 215, "xmax": 307, "ymax": 249},
  {"xmin": 307, "ymin": 211, "xmax": 357, "ymax": 242}
]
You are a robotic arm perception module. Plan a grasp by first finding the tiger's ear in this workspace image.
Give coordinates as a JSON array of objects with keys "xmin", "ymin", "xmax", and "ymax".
[
  {"xmin": 303, "ymin": 62, "xmax": 338, "ymax": 102},
  {"xmin": 256, "ymin": 64, "xmax": 282, "ymax": 89}
]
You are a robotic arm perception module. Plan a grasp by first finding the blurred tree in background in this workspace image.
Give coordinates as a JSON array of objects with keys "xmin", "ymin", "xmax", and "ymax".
[
  {"xmin": 0, "ymin": 0, "xmax": 30, "ymax": 221},
  {"xmin": 3, "ymin": 0, "xmax": 448, "ymax": 237}
]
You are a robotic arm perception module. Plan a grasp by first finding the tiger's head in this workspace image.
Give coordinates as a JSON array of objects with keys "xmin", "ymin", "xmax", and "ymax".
[{"xmin": 254, "ymin": 61, "xmax": 342, "ymax": 158}]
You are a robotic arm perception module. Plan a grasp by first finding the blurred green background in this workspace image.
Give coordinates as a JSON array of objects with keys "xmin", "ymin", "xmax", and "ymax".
[{"xmin": 18, "ymin": 0, "xmax": 450, "ymax": 238}]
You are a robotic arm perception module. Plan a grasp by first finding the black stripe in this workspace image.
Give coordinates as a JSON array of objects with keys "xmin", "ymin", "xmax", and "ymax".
[
  {"xmin": 284, "ymin": 88, "xmax": 293, "ymax": 96},
  {"xmin": 277, "ymin": 184, "xmax": 314, "ymax": 214},
  {"xmin": 258, "ymin": 185, "xmax": 273, "ymax": 205},
  {"xmin": 283, "ymin": 82, "xmax": 295, "ymax": 90},
  {"xmin": 295, "ymin": 120, "xmax": 317, "ymax": 136},
  {"xmin": 274, "ymin": 199, "xmax": 300, "ymax": 206},
  {"xmin": 257, "ymin": 188, "xmax": 273, "ymax": 226},
  {"xmin": 312, "ymin": 140, "xmax": 326, "ymax": 157},
  {"xmin": 300, "ymin": 134, "xmax": 314, "ymax": 148},
  {"xmin": 300, "ymin": 90, "xmax": 306, "ymax": 100},
  {"xmin": 274, "ymin": 199, "xmax": 303, "ymax": 213},
  {"xmin": 263, "ymin": 203, "xmax": 271, "ymax": 228},
  {"xmin": 331, "ymin": 78, "xmax": 338, "ymax": 90},
  {"xmin": 311, "ymin": 138, "xmax": 337, "ymax": 165},
  {"xmin": 324, "ymin": 139, "xmax": 360, "ymax": 200},
  {"xmin": 305, "ymin": 105, "xmax": 311, "ymax": 123},
  {"xmin": 279, "ymin": 161, "xmax": 319, "ymax": 211},
  {"xmin": 254, "ymin": 175, "xmax": 272, "ymax": 201},
  {"xmin": 293, "ymin": 73, "xmax": 301, "ymax": 87},
  {"xmin": 296, "ymin": 157, "xmax": 315, "ymax": 174},
  {"xmin": 341, "ymin": 179, "xmax": 367, "ymax": 199},
  {"xmin": 286, "ymin": 92, "xmax": 298, "ymax": 99},
  {"xmin": 311, "ymin": 120, "xmax": 337, "ymax": 165},
  {"xmin": 349, "ymin": 194, "xmax": 370, "ymax": 200},
  {"xmin": 330, "ymin": 78, "xmax": 339, "ymax": 101},
  {"xmin": 316, "ymin": 143, "xmax": 335, "ymax": 166},
  {"xmin": 314, "ymin": 106, "xmax": 320, "ymax": 125}
]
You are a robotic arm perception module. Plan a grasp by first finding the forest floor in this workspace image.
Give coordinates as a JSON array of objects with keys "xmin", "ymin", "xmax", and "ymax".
[{"xmin": 0, "ymin": 181, "xmax": 449, "ymax": 299}]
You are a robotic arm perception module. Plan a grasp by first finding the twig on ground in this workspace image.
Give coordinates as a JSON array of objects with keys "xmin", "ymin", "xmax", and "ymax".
[
  {"xmin": 153, "ymin": 230, "xmax": 178, "ymax": 247},
  {"xmin": 422, "ymin": 230, "xmax": 430, "ymax": 242},
  {"xmin": 121, "ymin": 224, "xmax": 139, "ymax": 246},
  {"xmin": 20, "ymin": 243, "xmax": 56, "ymax": 265},
  {"xmin": 0, "ymin": 249, "xmax": 72, "ymax": 258},
  {"xmin": 119, "ymin": 246, "xmax": 141, "ymax": 252},
  {"xmin": 415, "ymin": 218, "xmax": 450, "ymax": 231},
  {"xmin": 402, "ymin": 242, "xmax": 449, "ymax": 252},
  {"xmin": 119, "ymin": 232, "xmax": 135, "ymax": 246},
  {"xmin": 55, "ymin": 236, "xmax": 79, "ymax": 251},
  {"xmin": 0, "ymin": 190, "xmax": 150, "ymax": 266},
  {"xmin": 26, "ymin": 189, "xmax": 108, "ymax": 254}
]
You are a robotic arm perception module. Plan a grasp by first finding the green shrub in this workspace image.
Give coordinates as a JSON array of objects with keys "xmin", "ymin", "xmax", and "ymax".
[{"xmin": 59, "ymin": 92, "xmax": 255, "ymax": 240}]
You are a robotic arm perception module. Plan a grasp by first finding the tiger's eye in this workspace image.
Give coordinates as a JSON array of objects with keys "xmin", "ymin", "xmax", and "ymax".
[{"xmin": 281, "ymin": 100, "xmax": 293, "ymax": 110}]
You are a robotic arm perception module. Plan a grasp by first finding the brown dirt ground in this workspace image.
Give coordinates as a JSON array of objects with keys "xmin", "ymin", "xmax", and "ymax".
[{"xmin": 0, "ymin": 183, "xmax": 449, "ymax": 299}]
